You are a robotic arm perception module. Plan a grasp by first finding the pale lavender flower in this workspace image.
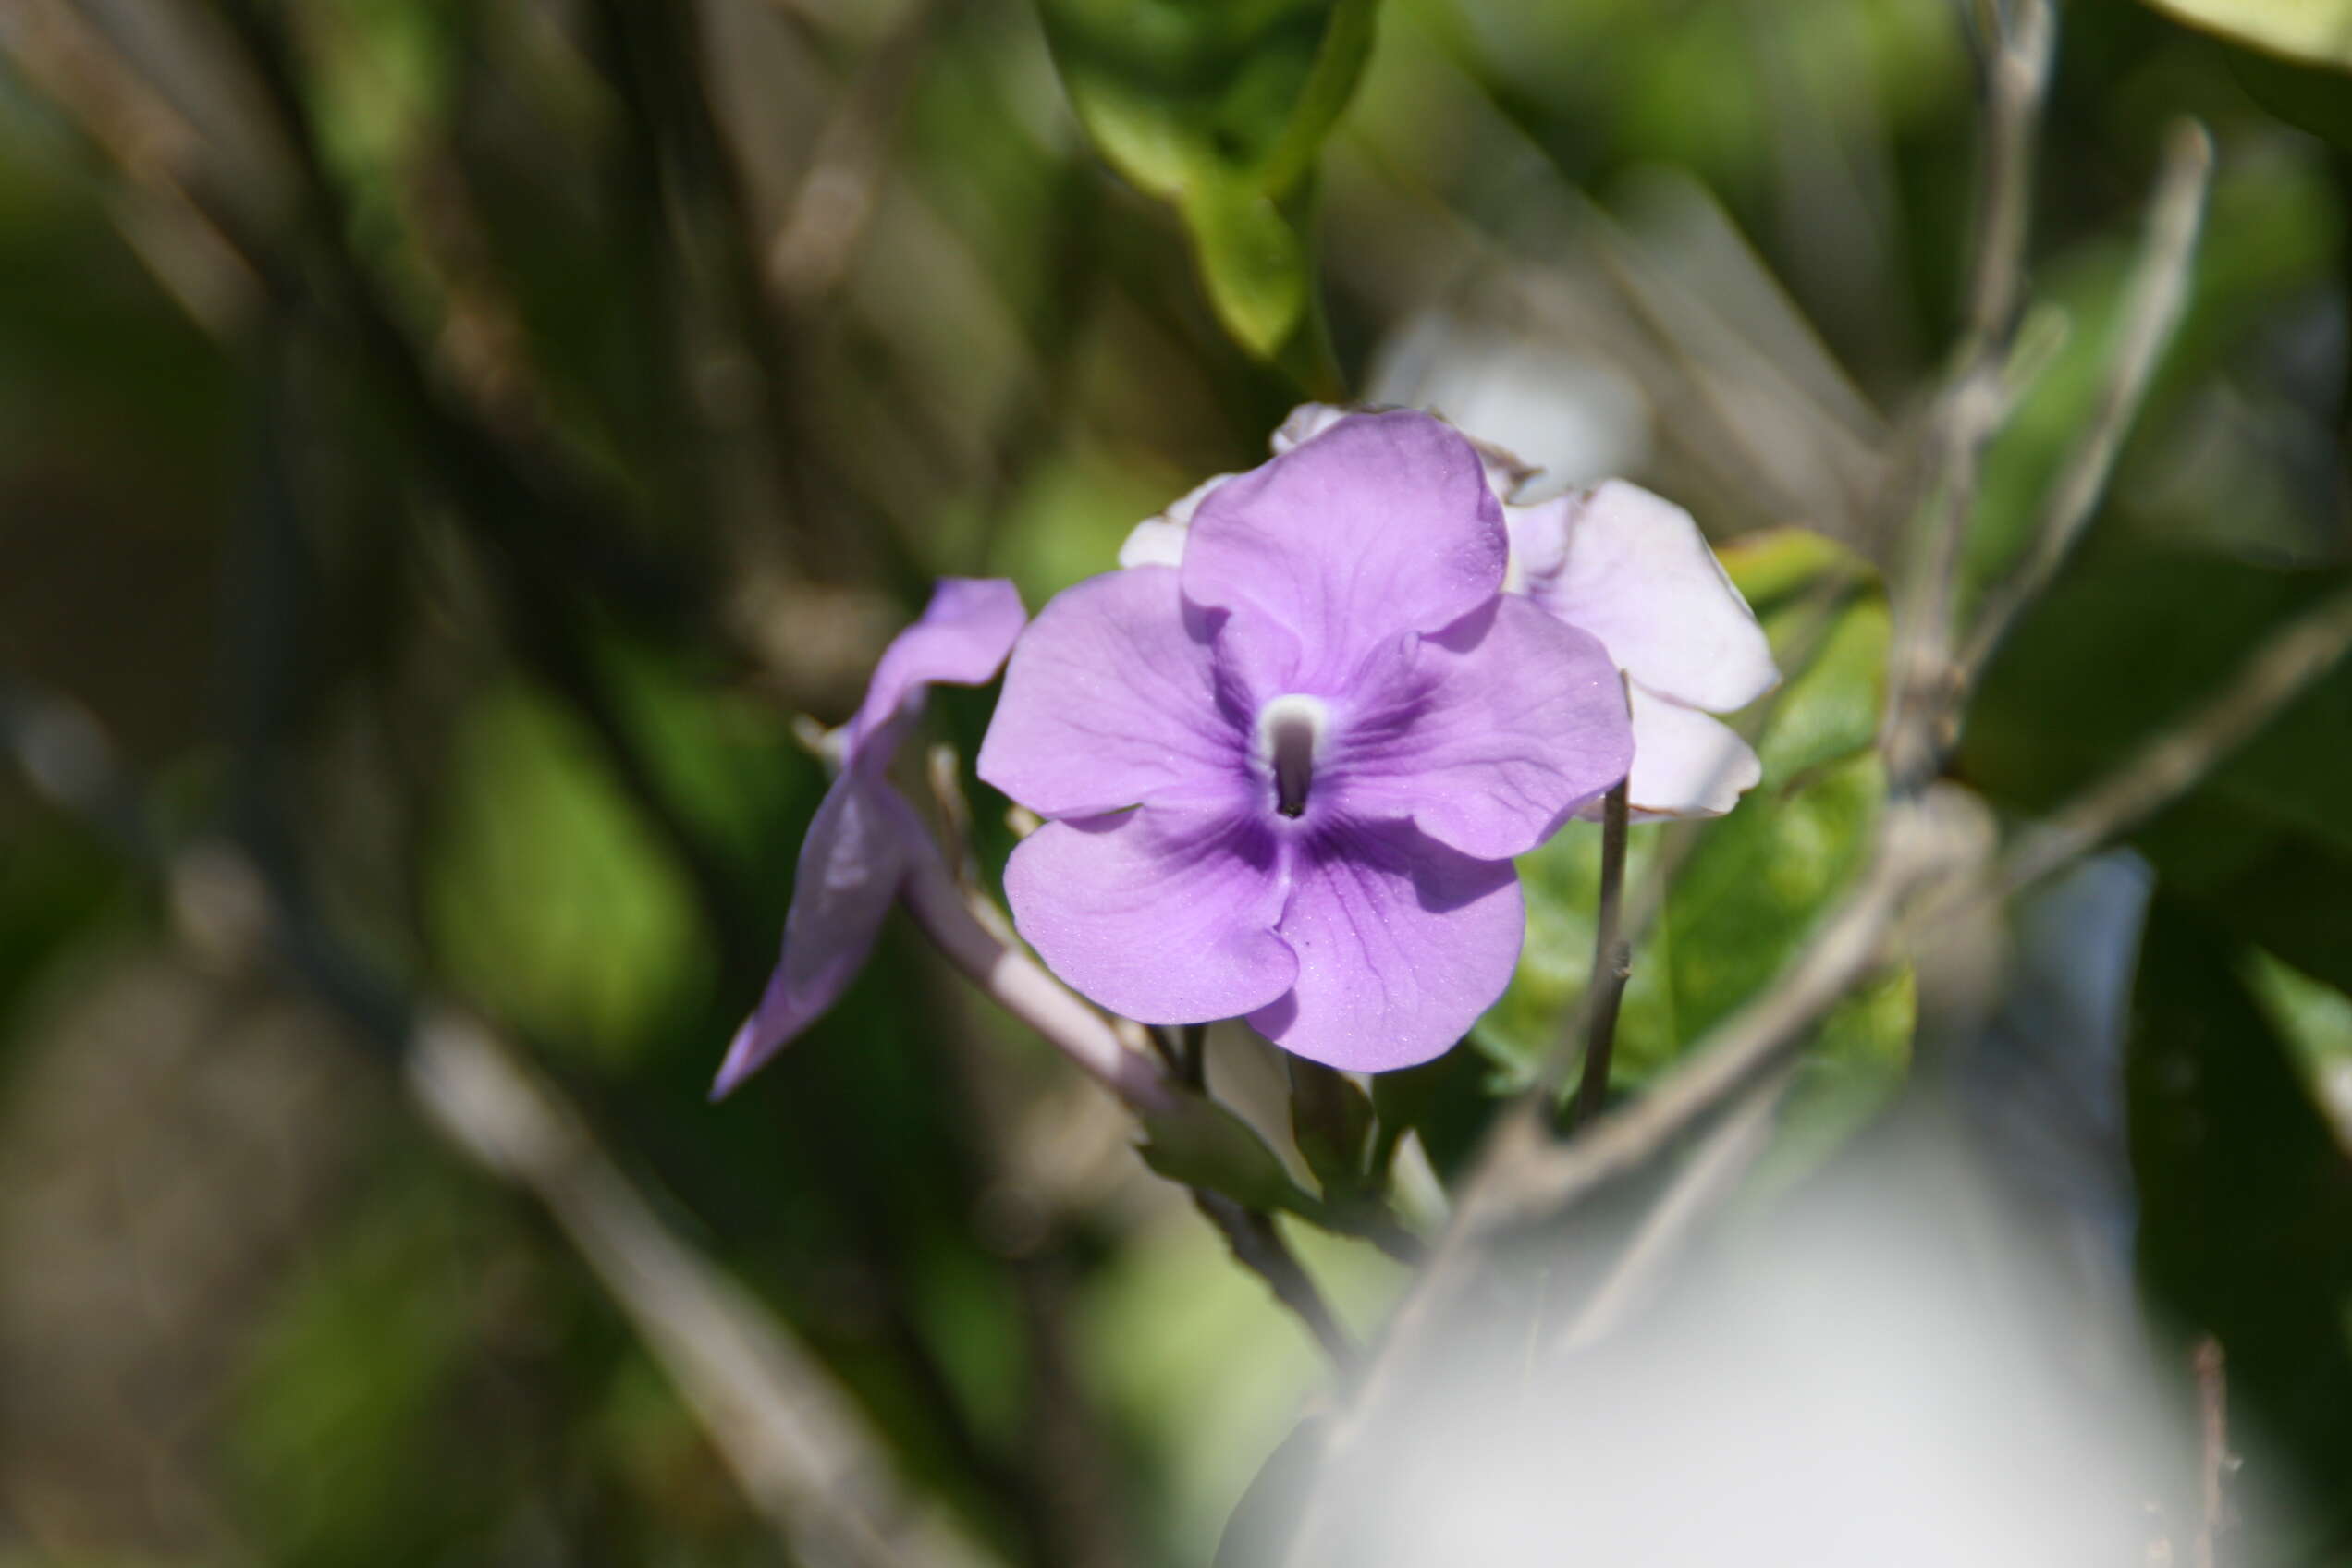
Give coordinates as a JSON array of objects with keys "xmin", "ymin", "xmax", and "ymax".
[
  {"xmin": 979, "ymin": 410, "xmax": 1633, "ymax": 1072},
  {"xmin": 1508, "ymin": 484, "xmax": 1777, "ymax": 817},
  {"xmin": 1124, "ymin": 404, "xmax": 1779, "ymax": 819},
  {"xmin": 712, "ymin": 578, "xmax": 1025, "ymax": 1098}
]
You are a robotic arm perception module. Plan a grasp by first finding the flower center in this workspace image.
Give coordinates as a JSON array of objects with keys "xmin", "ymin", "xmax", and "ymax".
[{"xmin": 1255, "ymin": 693, "xmax": 1329, "ymax": 819}]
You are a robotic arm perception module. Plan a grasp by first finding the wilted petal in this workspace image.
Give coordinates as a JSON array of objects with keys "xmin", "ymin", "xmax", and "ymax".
[
  {"xmin": 1183, "ymin": 410, "xmax": 1508, "ymax": 675},
  {"xmin": 1117, "ymin": 516, "xmax": 1190, "ymax": 570},
  {"xmin": 979, "ymin": 567, "xmax": 1252, "ymax": 817},
  {"xmin": 1249, "ymin": 820, "xmax": 1523, "ymax": 1072},
  {"xmin": 845, "ymin": 577, "xmax": 1028, "ymax": 761},
  {"xmin": 1271, "ymin": 402, "xmax": 1351, "ymax": 451},
  {"xmin": 717, "ymin": 578, "xmax": 1023, "ymax": 1097},
  {"xmin": 713, "ymin": 779, "xmax": 917, "ymax": 1096},
  {"xmin": 1005, "ymin": 802, "xmax": 1298, "ymax": 1025},
  {"xmin": 1337, "ymin": 597, "xmax": 1632, "ymax": 860},
  {"xmin": 1117, "ymin": 472, "xmax": 1233, "ymax": 569},
  {"xmin": 1511, "ymin": 481, "xmax": 1776, "ymax": 714},
  {"xmin": 1282, "ymin": 401, "xmax": 1540, "ymax": 501},
  {"xmin": 1614, "ymin": 681, "xmax": 1764, "ymax": 820}
]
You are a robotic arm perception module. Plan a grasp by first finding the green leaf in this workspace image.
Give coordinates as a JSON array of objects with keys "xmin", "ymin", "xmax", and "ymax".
[
  {"xmin": 1037, "ymin": 0, "xmax": 1379, "ymax": 362},
  {"xmin": 1181, "ymin": 181, "xmax": 1311, "ymax": 359},
  {"xmin": 1487, "ymin": 528, "xmax": 1897, "ymax": 1092},
  {"xmin": 1139, "ymin": 1088, "xmax": 1318, "ymax": 1215},
  {"xmin": 1964, "ymin": 552, "xmax": 2352, "ymax": 868},
  {"xmin": 1965, "ymin": 152, "xmax": 2339, "ymax": 589},
  {"xmin": 424, "ymin": 683, "xmax": 714, "ymax": 1065},
  {"xmin": 2243, "ymin": 949, "xmax": 2352, "ymax": 1150},
  {"xmin": 1364, "ymin": 1045, "xmax": 1501, "ymax": 1182},
  {"xmin": 1288, "ymin": 1058, "xmax": 1378, "ymax": 1201},
  {"xmin": 2139, "ymin": 0, "xmax": 2352, "ymax": 72},
  {"xmin": 2130, "ymin": 905, "xmax": 2352, "ymax": 1558}
]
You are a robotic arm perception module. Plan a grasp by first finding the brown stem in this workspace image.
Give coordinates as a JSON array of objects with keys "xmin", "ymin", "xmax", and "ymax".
[
  {"xmin": 1574, "ymin": 778, "xmax": 1633, "ymax": 1129},
  {"xmin": 1192, "ymin": 1192, "xmax": 1354, "ymax": 1367}
]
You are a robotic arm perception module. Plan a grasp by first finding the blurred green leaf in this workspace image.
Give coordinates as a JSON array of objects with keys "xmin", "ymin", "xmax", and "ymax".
[
  {"xmin": 1964, "ymin": 151, "xmax": 2339, "ymax": 586},
  {"xmin": 2244, "ymin": 948, "xmax": 2352, "ymax": 1150},
  {"xmin": 425, "ymin": 682, "xmax": 714, "ymax": 1065},
  {"xmin": 1140, "ymin": 1088, "xmax": 1318, "ymax": 1215},
  {"xmin": 1365, "ymin": 1044, "xmax": 1503, "ymax": 1182},
  {"xmin": 231, "ymin": 1158, "xmax": 516, "ymax": 1563},
  {"xmin": 1964, "ymin": 552, "xmax": 2352, "ymax": 872},
  {"xmin": 1181, "ymin": 182, "xmax": 1311, "ymax": 360},
  {"xmin": 2226, "ymin": 36, "xmax": 2352, "ymax": 147},
  {"xmin": 1037, "ymin": 0, "xmax": 1378, "ymax": 361},
  {"xmin": 1288, "ymin": 1058, "xmax": 1378, "ymax": 1201},
  {"xmin": 2139, "ymin": 0, "xmax": 2352, "ymax": 71},
  {"xmin": 2130, "ymin": 904, "xmax": 2352, "ymax": 1561}
]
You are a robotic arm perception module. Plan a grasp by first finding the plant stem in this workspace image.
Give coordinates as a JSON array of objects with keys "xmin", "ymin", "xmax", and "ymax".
[{"xmin": 1574, "ymin": 779, "xmax": 1632, "ymax": 1130}]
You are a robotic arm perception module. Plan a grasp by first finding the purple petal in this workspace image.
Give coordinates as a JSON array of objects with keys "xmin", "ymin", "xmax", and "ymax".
[
  {"xmin": 1335, "ymin": 596, "xmax": 1633, "ymax": 861},
  {"xmin": 1510, "ymin": 483, "xmax": 1776, "ymax": 714},
  {"xmin": 1003, "ymin": 803, "xmax": 1298, "ymax": 1024},
  {"xmin": 978, "ymin": 567, "xmax": 1258, "ymax": 817},
  {"xmin": 713, "ymin": 778, "xmax": 917, "ymax": 1097},
  {"xmin": 1248, "ymin": 821, "xmax": 1523, "ymax": 1072},
  {"xmin": 717, "ymin": 577, "xmax": 1022, "ymax": 1097},
  {"xmin": 844, "ymin": 577, "xmax": 1027, "ymax": 763},
  {"xmin": 1182, "ymin": 410, "xmax": 1508, "ymax": 676}
]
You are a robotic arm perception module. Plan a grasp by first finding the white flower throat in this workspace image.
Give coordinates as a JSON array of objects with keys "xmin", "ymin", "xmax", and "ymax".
[{"xmin": 1255, "ymin": 693, "xmax": 1330, "ymax": 819}]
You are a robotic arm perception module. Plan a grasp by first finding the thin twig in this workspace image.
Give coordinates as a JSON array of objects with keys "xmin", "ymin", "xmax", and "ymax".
[
  {"xmin": 1181, "ymin": 1022, "xmax": 1208, "ymax": 1091},
  {"xmin": 1998, "ymin": 580, "xmax": 2352, "ymax": 898},
  {"xmin": 1573, "ymin": 778, "xmax": 1633, "ymax": 1126},
  {"xmin": 1544, "ymin": 1063, "xmax": 1795, "ymax": 1362},
  {"xmin": 0, "ymin": 0, "xmax": 267, "ymax": 334},
  {"xmin": 1494, "ymin": 578, "xmax": 2352, "ymax": 1242},
  {"xmin": 1192, "ymin": 1192, "xmax": 1356, "ymax": 1367},
  {"xmin": 900, "ymin": 847, "xmax": 1175, "ymax": 1113},
  {"xmin": 767, "ymin": 0, "xmax": 947, "ymax": 312},
  {"xmin": 413, "ymin": 1014, "xmax": 996, "ymax": 1568},
  {"xmin": 2192, "ymin": 1336, "xmax": 2235, "ymax": 1568},
  {"xmin": 1960, "ymin": 121, "xmax": 2213, "ymax": 685},
  {"xmin": 0, "ymin": 678, "xmax": 993, "ymax": 1568},
  {"xmin": 1489, "ymin": 821, "xmax": 1934, "ymax": 1232},
  {"xmin": 1960, "ymin": 0, "xmax": 2052, "ymax": 354},
  {"xmin": 1881, "ymin": 0, "xmax": 2053, "ymax": 794}
]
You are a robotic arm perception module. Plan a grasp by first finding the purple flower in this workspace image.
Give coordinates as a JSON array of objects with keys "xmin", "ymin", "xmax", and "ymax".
[
  {"xmin": 979, "ymin": 410, "xmax": 1634, "ymax": 1072},
  {"xmin": 713, "ymin": 578, "xmax": 1026, "ymax": 1098},
  {"xmin": 1123, "ymin": 404, "xmax": 1779, "ymax": 819}
]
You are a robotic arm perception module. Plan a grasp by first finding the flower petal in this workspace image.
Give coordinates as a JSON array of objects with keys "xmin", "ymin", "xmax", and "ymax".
[
  {"xmin": 1116, "ymin": 516, "xmax": 1190, "ymax": 570},
  {"xmin": 1248, "ymin": 820, "xmax": 1523, "ymax": 1072},
  {"xmin": 1336, "ymin": 597, "xmax": 1633, "ymax": 860},
  {"xmin": 845, "ymin": 577, "xmax": 1028, "ymax": 762},
  {"xmin": 1182, "ymin": 410, "xmax": 1509, "ymax": 674},
  {"xmin": 978, "ymin": 566, "xmax": 1256, "ymax": 817},
  {"xmin": 1270, "ymin": 402, "xmax": 1350, "ymax": 451},
  {"xmin": 1510, "ymin": 482, "xmax": 1776, "ymax": 714},
  {"xmin": 713, "ymin": 779, "xmax": 916, "ymax": 1096},
  {"xmin": 1613, "ymin": 681, "xmax": 1764, "ymax": 819},
  {"xmin": 1117, "ymin": 472, "xmax": 1233, "ymax": 569},
  {"xmin": 1004, "ymin": 803, "xmax": 1298, "ymax": 1024},
  {"xmin": 1281, "ymin": 401, "xmax": 1540, "ymax": 501}
]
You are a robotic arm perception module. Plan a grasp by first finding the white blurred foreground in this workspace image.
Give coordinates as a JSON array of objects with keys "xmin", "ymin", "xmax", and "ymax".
[{"xmin": 1322, "ymin": 1124, "xmax": 2199, "ymax": 1566}]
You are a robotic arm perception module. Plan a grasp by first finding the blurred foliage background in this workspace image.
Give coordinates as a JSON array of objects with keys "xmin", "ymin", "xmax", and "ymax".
[{"xmin": 1, "ymin": 0, "xmax": 2349, "ymax": 1562}]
